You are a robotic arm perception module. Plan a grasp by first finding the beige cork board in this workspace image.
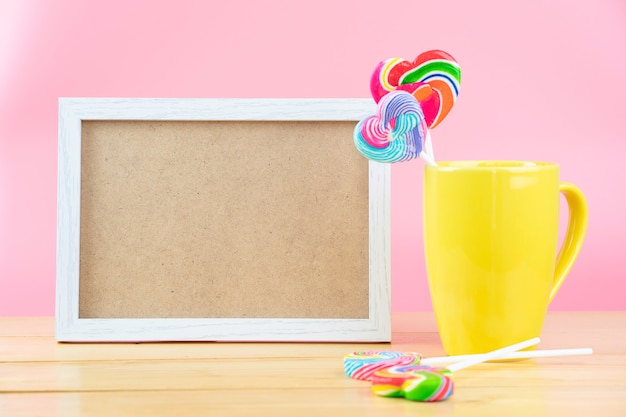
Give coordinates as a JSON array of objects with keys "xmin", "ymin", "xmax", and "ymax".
[{"xmin": 56, "ymin": 98, "xmax": 390, "ymax": 342}]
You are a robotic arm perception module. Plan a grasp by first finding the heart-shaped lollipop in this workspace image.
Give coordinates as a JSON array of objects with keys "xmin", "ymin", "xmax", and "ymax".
[
  {"xmin": 370, "ymin": 50, "xmax": 461, "ymax": 129},
  {"xmin": 353, "ymin": 90, "xmax": 432, "ymax": 164}
]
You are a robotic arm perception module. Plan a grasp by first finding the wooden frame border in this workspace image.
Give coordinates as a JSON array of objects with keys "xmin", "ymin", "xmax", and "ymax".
[{"xmin": 56, "ymin": 98, "xmax": 390, "ymax": 342}]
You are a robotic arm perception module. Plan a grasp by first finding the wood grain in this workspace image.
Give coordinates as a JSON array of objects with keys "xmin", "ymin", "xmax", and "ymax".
[{"xmin": 1, "ymin": 312, "xmax": 625, "ymax": 417}]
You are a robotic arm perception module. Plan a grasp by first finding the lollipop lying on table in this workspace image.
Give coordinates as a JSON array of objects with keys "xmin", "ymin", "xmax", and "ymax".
[
  {"xmin": 345, "ymin": 346, "xmax": 593, "ymax": 381},
  {"xmin": 370, "ymin": 337, "xmax": 541, "ymax": 402}
]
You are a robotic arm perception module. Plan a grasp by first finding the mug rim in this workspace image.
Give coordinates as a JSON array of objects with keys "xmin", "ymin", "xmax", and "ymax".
[{"xmin": 426, "ymin": 160, "xmax": 559, "ymax": 171}]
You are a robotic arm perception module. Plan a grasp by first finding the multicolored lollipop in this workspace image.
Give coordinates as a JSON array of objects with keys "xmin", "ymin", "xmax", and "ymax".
[
  {"xmin": 370, "ymin": 337, "xmax": 541, "ymax": 402},
  {"xmin": 353, "ymin": 90, "xmax": 434, "ymax": 165},
  {"xmin": 344, "ymin": 351, "xmax": 422, "ymax": 381},
  {"xmin": 355, "ymin": 50, "xmax": 460, "ymax": 165},
  {"xmin": 370, "ymin": 50, "xmax": 461, "ymax": 129},
  {"xmin": 371, "ymin": 365, "xmax": 453, "ymax": 401},
  {"xmin": 345, "ymin": 346, "xmax": 593, "ymax": 382}
]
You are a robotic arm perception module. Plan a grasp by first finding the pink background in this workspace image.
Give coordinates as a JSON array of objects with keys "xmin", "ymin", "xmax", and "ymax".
[{"xmin": 1, "ymin": 1, "xmax": 625, "ymax": 316}]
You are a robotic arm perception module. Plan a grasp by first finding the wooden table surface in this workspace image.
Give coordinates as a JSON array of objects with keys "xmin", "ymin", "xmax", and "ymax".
[{"xmin": 1, "ymin": 312, "xmax": 625, "ymax": 417}]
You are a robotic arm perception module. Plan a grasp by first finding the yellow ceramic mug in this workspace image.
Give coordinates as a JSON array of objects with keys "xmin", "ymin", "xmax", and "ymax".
[{"xmin": 423, "ymin": 161, "xmax": 588, "ymax": 355}]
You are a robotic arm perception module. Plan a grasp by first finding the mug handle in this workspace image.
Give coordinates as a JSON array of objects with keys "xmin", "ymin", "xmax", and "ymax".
[{"xmin": 549, "ymin": 182, "xmax": 589, "ymax": 301}]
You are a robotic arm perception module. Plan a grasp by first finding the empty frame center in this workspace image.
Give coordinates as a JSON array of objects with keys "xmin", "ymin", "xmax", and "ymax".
[{"xmin": 78, "ymin": 120, "xmax": 370, "ymax": 319}]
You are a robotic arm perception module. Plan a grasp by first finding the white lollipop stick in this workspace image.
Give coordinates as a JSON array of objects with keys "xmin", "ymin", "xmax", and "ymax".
[
  {"xmin": 425, "ymin": 129, "xmax": 435, "ymax": 161},
  {"xmin": 419, "ymin": 130, "xmax": 437, "ymax": 166},
  {"xmin": 421, "ymin": 347, "xmax": 592, "ymax": 366},
  {"xmin": 419, "ymin": 151, "xmax": 437, "ymax": 166},
  {"xmin": 446, "ymin": 337, "xmax": 540, "ymax": 373}
]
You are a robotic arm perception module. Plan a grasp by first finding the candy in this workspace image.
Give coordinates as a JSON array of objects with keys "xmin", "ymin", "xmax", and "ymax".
[
  {"xmin": 353, "ymin": 90, "xmax": 430, "ymax": 164},
  {"xmin": 345, "ymin": 347, "xmax": 593, "ymax": 383},
  {"xmin": 357, "ymin": 50, "xmax": 461, "ymax": 165},
  {"xmin": 369, "ymin": 337, "xmax": 541, "ymax": 402},
  {"xmin": 370, "ymin": 50, "xmax": 461, "ymax": 129},
  {"xmin": 343, "ymin": 348, "xmax": 593, "ymax": 380},
  {"xmin": 344, "ymin": 351, "xmax": 422, "ymax": 381},
  {"xmin": 371, "ymin": 365, "xmax": 453, "ymax": 402}
]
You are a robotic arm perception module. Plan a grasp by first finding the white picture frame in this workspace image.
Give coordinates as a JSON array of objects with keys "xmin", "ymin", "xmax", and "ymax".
[{"xmin": 56, "ymin": 98, "xmax": 390, "ymax": 342}]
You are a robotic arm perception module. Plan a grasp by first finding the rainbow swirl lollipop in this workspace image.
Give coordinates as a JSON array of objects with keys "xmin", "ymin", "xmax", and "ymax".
[
  {"xmin": 353, "ymin": 90, "xmax": 432, "ymax": 164},
  {"xmin": 345, "ymin": 347, "xmax": 593, "ymax": 383},
  {"xmin": 344, "ymin": 351, "xmax": 422, "ymax": 381},
  {"xmin": 370, "ymin": 50, "xmax": 461, "ymax": 129},
  {"xmin": 368, "ymin": 338, "xmax": 541, "ymax": 402}
]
